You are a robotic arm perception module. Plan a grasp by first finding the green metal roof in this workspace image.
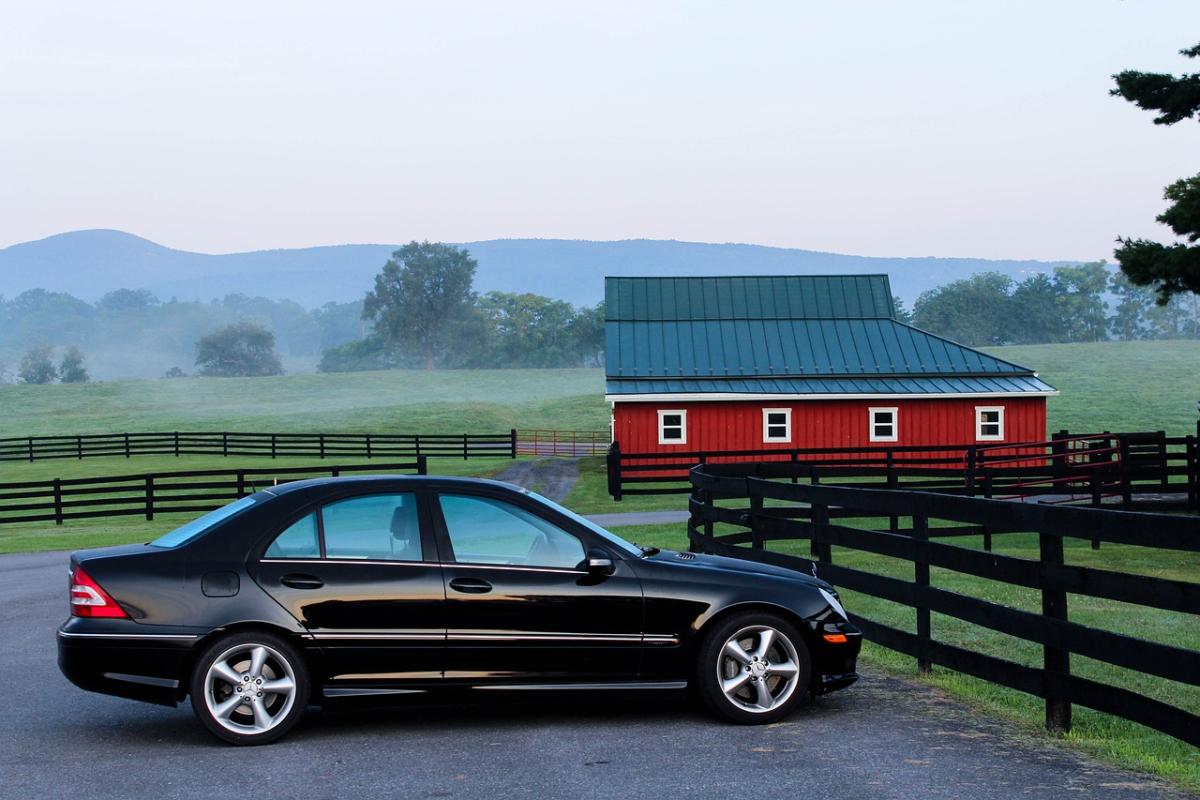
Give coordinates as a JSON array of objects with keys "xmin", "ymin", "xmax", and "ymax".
[
  {"xmin": 606, "ymin": 275, "xmax": 895, "ymax": 321},
  {"xmin": 604, "ymin": 275, "xmax": 1055, "ymax": 396}
]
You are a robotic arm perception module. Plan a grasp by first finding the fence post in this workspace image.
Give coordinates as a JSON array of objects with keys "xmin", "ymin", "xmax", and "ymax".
[
  {"xmin": 417, "ymin": 455, "xmax": 428, "ymax": 475},
  {"xmin": 331, "ymin": 467, "xmax": 340, "ymax": 478},
  {"xmin": 222, "ymin": 432, "xmax": 229, "ymax": 457},
  {"xmin": 790, "ymin": 450, "xmax": 799, "ymax": 484},
  {"xmin": 965, "ymin": 445, "xmax": 977, "ymax": 497},
  {"xmin": 1188, "ymin": 434, "xmax": 1198, "ymax": 512},
  {"xmin": 365, "ymin": 433, "xmax": 373, "ymax": 459},
  {"xmin": 53, "ymin": 479, "xmax": 63, "ymax": 526},
  {"xmin": 236, "ymin": 470, "xmax": 245, "ymax": 497},
  {"xmin": 318, "ymin": 433, "xmax": 325, "ymax": 459},
  {"xmin": 76, "ymin": 436, "xmax": 83, "ymax": 460},
  {"xmin": 124, "ymin": 433, "xmax": 131, "ymax": 459},
  {"xmin": 1118, "ymin": 434, "xmax": 1132, "ymax": 506},
  {"xmin": 913, "ymin": 513, "xmax": 930, "ymax": 674},
  {"xmin": 607, "ymin": 442, "xmax": 622, "ymax": 501},
  {"xmin": 982, "ymin": 469, "xmax": 993, "ymax": 552},
  {"xmin": 270, "ymin": 434, "xmax": 277, "ymax": 459},
  {"xmin": 174, "ymin": 431, "xmax": 180, "ymax": 457},
  {"xmin": 749, "ymin": 490, "xmax": 763, "ymax": 551},
  {"xmin": 144, "ymin": 477, "xmax": 154, "ymax": 521},
  {"xmin": 886, "ymin": 449, "xmax": 898, "ymax": 532},
  {"xmin": 1039, "ymin": 530, "xmax": 1072, "ymax": 735},
  {"xmin": 463, "ymin": 433, "xmax": 469, "ymax": 461},
  {"xmin": 811, "ymin": 500, "xmax": 830, "ymax": 563},
  {"xmin": 510, "ymin": 429, "xmax": 518, "ymax": 459}
]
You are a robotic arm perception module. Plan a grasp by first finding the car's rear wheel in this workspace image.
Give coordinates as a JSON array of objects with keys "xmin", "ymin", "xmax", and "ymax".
[
  {"xmin": 696, "ymin": 612, "xmax": 811, "ymax": 724},
  {"xmin": 189, "ymin": 631, "xmax": 309, "ymax": 745}
]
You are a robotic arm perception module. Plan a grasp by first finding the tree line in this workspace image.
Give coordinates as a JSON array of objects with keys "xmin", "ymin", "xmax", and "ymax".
[
  {"xmin": 317, "ymin": 241, "xmax": 604, "ymax": 373},
  {"xmin": 906, "ymin": 262, "xmax": 1200, "ymax": 347}
]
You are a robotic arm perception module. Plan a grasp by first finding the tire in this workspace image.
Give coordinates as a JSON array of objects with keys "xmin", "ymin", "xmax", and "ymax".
[
  {"xmin": 189, "ymin": 631, "xmax": 310, "ymax": 746},
  {"xmin": 695, "ymin": 611, "xmax": 811, "ymax": 725}
]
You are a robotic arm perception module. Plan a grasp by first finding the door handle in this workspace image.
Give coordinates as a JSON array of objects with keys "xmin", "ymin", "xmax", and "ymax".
[
  {"xmin": 280, "ymin": 573, "xmax": 324, "ymax": 590},
  {"xmin": 449, "ymin": 577, "xmax": 492, "ymax": 594}
]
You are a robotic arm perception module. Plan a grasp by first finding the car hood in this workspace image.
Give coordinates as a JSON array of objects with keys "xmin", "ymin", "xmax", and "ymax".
[{"xmin": 643, "ymin": 549, "xmax": 833, "ymax": 590}]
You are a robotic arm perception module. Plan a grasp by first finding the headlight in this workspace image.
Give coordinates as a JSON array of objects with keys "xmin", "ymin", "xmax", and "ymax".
[{"xmin": 818, "ymin": 588, "xmax": 847, "ymax": 620}]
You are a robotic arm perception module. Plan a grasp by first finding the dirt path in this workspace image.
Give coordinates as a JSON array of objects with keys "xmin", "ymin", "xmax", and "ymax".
[{"xmin": 493, "ymin": 457, "xmax": 581, "ymax": 502}]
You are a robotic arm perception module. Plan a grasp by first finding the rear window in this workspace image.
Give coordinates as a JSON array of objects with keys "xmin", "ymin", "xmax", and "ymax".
[{"xmin": 151, "ymin": 496, "xmax": 258, "ymax": 548}]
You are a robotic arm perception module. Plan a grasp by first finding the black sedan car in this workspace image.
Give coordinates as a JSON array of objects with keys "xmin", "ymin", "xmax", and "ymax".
[{"xmin": 58, "ymin": 476, "xmax": 860, "ymax": 745}]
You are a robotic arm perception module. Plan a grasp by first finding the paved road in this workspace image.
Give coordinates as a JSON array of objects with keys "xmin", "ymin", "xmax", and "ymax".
[{"xmin": 1, "ymin": 550, "xmax": 1189, "ymax": 800}]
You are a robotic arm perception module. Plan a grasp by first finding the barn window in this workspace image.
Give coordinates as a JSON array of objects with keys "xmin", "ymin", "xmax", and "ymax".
[
  {"xmin": 762, "ymin": 408, "xmax": 791, "ymax": 443},
  {"xmin": 658, "ymin": 409, "xmax": 687, "ymax": 445},
  {"xmin": 869, "ymin": 407, "xmax": 897, "ymax": 442},
  {"xmin": 975, "ymin": 406, "xmax": 1004, "ymax": 441}
]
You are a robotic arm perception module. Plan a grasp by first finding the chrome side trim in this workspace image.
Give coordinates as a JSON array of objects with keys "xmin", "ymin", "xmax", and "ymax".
[
  {"xmin": 323, "ymin": 687, "xmax": 427, "ymax": 698},
  {"xmin": 474, "ymin": 681, "xmax": 688, "ymax": 691},
  {"xmin": 443, "ymin": 563, "xmax": 585, "ymax": 575},
  {"xmin": 103, "ymin": 672, "xmax": 180, "ymax": 689},
  {"xmin": 259, "ymin": 558, "xmax": 587, "ymax": 575},
  {"xmin": 311, "ymin": 632, "xmax": 443, "ymax": 641},
  {"xmin": 57, "ymin": 631, "xmax": 200, "ymax": 641}
]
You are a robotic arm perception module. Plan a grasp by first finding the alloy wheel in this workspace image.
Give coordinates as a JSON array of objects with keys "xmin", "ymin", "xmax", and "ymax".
[
  {"xmin": 716, "ymin": 624, "xmax": 802, "ymax": 713},
  {"xmin": 203, "ymin": 643, "xmax": 298, "ymax": 735}
]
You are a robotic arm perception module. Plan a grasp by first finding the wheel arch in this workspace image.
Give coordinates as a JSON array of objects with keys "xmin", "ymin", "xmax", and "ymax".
[
  {"xmin": 691, "ymin": 601, "xmax": 817, "ymax": 655},
  {"xmin": 178, "ymin": 622, "xmax": 319, "ymax": 701}
]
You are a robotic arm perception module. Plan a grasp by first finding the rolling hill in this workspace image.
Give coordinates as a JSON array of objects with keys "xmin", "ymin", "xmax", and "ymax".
[{"xmin": 0, "ymin": 230, "xmax": 1082, "ymax": 308}]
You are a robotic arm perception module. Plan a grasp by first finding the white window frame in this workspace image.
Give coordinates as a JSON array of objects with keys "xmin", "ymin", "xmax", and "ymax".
[
  {"xmin": 869, "ymin": 407, "xmax": 898, "ymax": 442},
  {"xmin": 762, "ymin": 407, "xmax": 792, "ymax": 444},
  {"xmin": 975, "ymin": 406, "xmax": 1005, "ymax": 442},
  {"xmin": 657, "ymin": 409, "xmax": 687, "ymax": 445}
]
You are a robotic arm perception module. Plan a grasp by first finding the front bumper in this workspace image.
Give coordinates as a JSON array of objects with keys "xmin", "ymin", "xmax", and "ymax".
[
  {"xmin": 811, "ymin": 620, "xmax": 862, "ymax": 694},
  {"xmin": 57, "ymin": 621, "xmax": 200, "ymax": 706}
]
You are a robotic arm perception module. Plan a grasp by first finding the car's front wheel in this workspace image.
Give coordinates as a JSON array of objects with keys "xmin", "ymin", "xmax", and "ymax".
[
  {"xmin": 696, "ymin": 612, "xmax": 811, "ymax": 724},
  {"xmin": 189, "ymin": 631, "xmax": 309, "ymax": 745}
]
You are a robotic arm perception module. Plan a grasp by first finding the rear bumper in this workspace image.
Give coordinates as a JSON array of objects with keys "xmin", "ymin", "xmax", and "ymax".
[{"xmin": 57, "ymin": 624, "xmax": 199, "ymax": 706}]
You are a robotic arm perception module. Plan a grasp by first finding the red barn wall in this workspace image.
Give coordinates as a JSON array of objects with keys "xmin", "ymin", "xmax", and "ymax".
[{"xmin": 612, "ymin": 397, "xmax": 1047, "ymax": 454}]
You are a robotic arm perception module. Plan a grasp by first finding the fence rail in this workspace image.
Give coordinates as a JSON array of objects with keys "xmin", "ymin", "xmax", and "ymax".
[
  {"xmin": 0, "ymin": 430, "xmax": 518, "ymax": 462},
  {"xmin": 0, "ymin": 459, "xmax": 427, "ymax": 526},
  {"xmin": 686, "ymin": 460, "xmax": 1200, "ymax": 747},
  {"xmin": 608, "ymin": 429, "xmax": 1199, "ymax": 511}
]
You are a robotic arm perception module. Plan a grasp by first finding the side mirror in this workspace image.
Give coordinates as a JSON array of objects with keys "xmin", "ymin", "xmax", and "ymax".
[{"xmin": 586, "ymin": 548, "xmax": 615, "ymax": 576}]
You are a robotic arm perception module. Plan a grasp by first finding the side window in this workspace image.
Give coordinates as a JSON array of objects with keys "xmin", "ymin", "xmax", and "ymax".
[
  {"xmin": 438, "ymin": 494, "xmax": 586, "ymax": 569},
  {"xmin": 762, "ymin": 408, "xmax": 791, "ymax": 443},
  {"xmin": 976, "ymin": 406, "xmax": 1004, "ymax": 441},
  {"xmin": 322, "ymin": 493, "xmax": 422, "ymax": 561},
  {"xmin": 264, "ymin": 513, "xmax": 320, "ymax": 559},
  {"xmin": 869, "ymin": 407, "xmax": 898, "ymax": 442},
  {"xmin": 658, "ymin": 409, "xmax": 687, "ymax": 445}
]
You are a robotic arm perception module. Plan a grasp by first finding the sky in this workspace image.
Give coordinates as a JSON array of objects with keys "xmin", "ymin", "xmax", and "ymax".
[{"xmin": 1, "ymin": 1, "xmax": 1198, "ymax": 261}]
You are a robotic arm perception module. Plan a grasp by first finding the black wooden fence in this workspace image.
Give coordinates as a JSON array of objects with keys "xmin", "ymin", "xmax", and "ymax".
[
  {"xmin": 0, "ymin": 459, "xmax": 427, "ymax": 526},
  {"xmin": 0, "ymin": 430, "xmax": 517, "ymax": 462},
  {"xmin": 687, "ymin": 460, "xmax": 1200, "ymax": 747},
  {"xmin": 608, "ymin": 429, "xmax": 1200, "ymax": 511}
]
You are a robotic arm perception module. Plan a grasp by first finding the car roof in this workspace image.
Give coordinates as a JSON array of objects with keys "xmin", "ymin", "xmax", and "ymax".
[{"xmin": 259, "ymin": 474, "xmax": 524, "ymax": 497}]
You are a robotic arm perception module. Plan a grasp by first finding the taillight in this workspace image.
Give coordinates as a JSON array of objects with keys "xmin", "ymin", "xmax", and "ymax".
[{"xmin": 69, "ymin": 566, "xmax": 128, "ymax": 618}]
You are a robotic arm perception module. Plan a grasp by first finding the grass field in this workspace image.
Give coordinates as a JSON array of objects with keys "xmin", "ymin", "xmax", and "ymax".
[{"xmin": 618, "ymin": 521, "xmax": 1200, "ymax": 792}]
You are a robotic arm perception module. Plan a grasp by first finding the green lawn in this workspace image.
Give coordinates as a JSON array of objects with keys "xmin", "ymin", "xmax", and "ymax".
[{"xmin": 619, "ymin": 521, "xmax": 1200, "ymax": 792}]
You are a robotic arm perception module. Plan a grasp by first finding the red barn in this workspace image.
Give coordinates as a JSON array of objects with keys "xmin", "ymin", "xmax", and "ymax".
[{"xmin": 604, "ymin": 275, "xmax": 1057, "ymax": 457}]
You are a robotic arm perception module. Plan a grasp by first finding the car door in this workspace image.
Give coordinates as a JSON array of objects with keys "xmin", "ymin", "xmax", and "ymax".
[
  {"xmin": 255, "ymin": 490, "xmax": 445, "ymax": 689},
  {"xmin": 432, "ymin": 489, "xmax": 645, "ymax": 683}
]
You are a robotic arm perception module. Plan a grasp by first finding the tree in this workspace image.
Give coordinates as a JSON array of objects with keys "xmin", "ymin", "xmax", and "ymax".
[
  {"xmin": 97, "ymin": 289, "xmax": 160, "ymax": 314},
  {"xmin": 163, "ymin": 366, "xmax": 187, "ymax": 378},
  {"xmin": 1009, "ymin": 274, "xmax": 1067, "ymax": 344},
  {"xmin": 911, "ymin": 272, "xmax": 1014, "ymax": 345},
  {"xmin": 19, "ymin": 345, "xmax": 58, "ymax": 384},
  {"xmin": 194, "ymin": 322, "xmax": 285, "ymax": 377},
  {"xmin": 58, "ymin": 346, "xmax": 89, "ymax": 383},
  {"xmin": 1108, "ymin": 272, "xmax": 1155, "ymax": 340},
  {"xmin": 362, "ymin": 242, "xmax": 478, "ymax": 369},
  {"xmin": 1111, "ymin": 43, "xmax": 1200, "ymax": 303},
  {"xmin": 1052, "ymin": 262, "xmax": 1109, "ymax": 342},
  {"xmin": 892, "ymin": 296, "xmax": 914, "ymax": 325}
]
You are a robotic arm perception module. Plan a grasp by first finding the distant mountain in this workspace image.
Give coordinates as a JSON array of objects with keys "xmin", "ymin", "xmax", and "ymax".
[{"xmin": 0, "ymin": 230, "xmax": 1082, "ymax": 308}]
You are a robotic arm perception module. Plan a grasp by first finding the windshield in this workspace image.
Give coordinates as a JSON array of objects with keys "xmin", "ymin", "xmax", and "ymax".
[
  {"xmin": 526, "ymin": 491, "xmax": 642, "ymax": 557},
  {"xmin": 151, "ymin": 496, "xmax": 258, "ymax": 548}
]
